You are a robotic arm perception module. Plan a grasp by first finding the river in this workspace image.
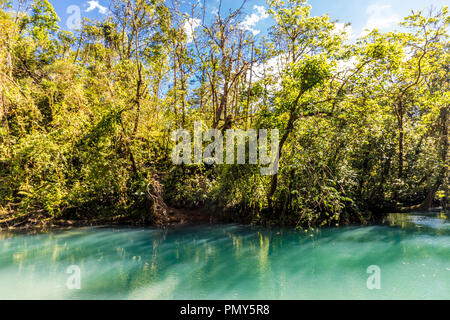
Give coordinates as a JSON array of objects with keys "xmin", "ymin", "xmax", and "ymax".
[{"xmin": 0, "ymin": 211, "xmax": 448, "ymax": 299}]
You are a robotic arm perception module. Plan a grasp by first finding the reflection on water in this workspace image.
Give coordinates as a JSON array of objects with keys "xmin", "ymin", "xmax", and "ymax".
[
  {"xmin": 0, "ymin": 212, "xmax": 448, "ymax": 300},
  {"xmin": 386, "ymin": 211, "xmax": 449, "ymax": 231}
]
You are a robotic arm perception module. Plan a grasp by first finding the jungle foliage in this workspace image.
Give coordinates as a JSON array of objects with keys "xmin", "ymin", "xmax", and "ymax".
[{"xmin": 0, "ymin": 0, "xmax": 448, "ymax": 228}]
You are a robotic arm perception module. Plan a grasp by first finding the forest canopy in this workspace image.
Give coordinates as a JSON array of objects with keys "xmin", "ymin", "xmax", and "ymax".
[{"xmin": 0, "ymin": 0, "xmax": 448, "ymax": 228}]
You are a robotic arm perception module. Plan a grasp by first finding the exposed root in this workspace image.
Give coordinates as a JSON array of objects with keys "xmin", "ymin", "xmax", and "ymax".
[{"xmin": 146, "ymin": 176, "xmax": 169, "ymax": 225}]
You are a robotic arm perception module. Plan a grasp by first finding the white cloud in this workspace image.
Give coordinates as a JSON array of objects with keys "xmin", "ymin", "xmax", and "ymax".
[
  {"xmin": 85, "ymin": 1, "xmax": 109, "ymax": 15},
  {"xmin": 360, "ymin": 4, "xmax": 400, "ymax": 36},
  {"xmin": 252, "ymin": 55, "xmax": 282, "ymax": 79},
  {"xmin": 249, "ymin": 54, "xmax": 287, "ymax": 92},
  {"xmin": 240, "ymin": 5, "xmax": 269, "ymax": 36},
  {"xmin": 183, "ymin": 18, "xmax": 201, "ymax": 43},
  {"xmin": 332, "ymin": 23, "xmax": 354, "ymax": 40},
  {"xmin": 337, "ymin": 56, "xmax": 359, "ymax": 73}
]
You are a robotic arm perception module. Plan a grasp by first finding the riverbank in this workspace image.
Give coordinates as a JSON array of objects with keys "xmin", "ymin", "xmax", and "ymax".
[
  {"xmin": 1, "ymin": 204, "xmax": 446, "ymax": 232},
  {"xmin": 0, "ymin": 207, "xmax": 216, "ymax": 231}
]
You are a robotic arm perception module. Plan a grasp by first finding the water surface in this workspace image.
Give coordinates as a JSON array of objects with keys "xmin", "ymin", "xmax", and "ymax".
[{"xmin": 0, "ymin": 211, "xmax": 448, "ymax": 299}]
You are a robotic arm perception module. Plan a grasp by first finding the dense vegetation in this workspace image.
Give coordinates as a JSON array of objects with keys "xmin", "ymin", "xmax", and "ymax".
[{"xmin": 0, "ymin": 0, "xmax": 448, "ymax": 228}]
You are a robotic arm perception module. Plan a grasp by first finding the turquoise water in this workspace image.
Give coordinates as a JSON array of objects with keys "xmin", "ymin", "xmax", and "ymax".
[{"xmin": 0, "ymin": 212, "xmax": 448, "ymax": 300}]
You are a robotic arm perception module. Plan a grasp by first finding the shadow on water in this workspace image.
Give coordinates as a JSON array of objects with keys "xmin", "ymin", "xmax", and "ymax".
[{"xmin": 0, "ymin": 212, "xmax": 448, "ymax": 299}]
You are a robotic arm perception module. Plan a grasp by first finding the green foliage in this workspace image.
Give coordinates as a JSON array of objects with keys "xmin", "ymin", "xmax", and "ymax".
[{"xmin": 0, "ymin": 0, "xmax": 448, "ymax": 228}]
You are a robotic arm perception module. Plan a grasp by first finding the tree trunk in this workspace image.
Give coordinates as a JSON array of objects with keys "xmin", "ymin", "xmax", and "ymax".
[
  {"xmin": 440, "ymin": 105, "xmax": 448, "ymax": 210},
  {"xmin": 267, "ymin": 111, "xmax": 298, "ymax": 208},
  {"xmin": 398, "ymin": 101, "xmax": 404, "ymax": 179}
]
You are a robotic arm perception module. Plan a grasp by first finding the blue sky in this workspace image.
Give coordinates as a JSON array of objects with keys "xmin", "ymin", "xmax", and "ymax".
[{"xmin": 46, "ymin": 0, "xmax": 449, "ymax": 38}]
